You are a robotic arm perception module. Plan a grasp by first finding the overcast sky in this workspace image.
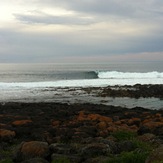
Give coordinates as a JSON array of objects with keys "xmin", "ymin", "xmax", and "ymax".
[{"xmin": 0, "ymin": 0, "xmax": 163, "ymax": 63}]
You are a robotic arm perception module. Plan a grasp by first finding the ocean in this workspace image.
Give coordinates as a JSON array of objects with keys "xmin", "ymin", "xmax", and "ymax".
[{"xmin": 0, "ymin": 62, "xmax": 163, "ymax": 109}]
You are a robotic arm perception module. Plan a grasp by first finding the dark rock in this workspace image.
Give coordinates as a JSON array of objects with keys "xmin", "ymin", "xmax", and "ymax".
[
  {"xmin": 77, "ymin": 126, "xmax": 97, "ymax": 137},
  {"xmin": 118, "ymin": 140, "xmax": 136, "ymax": 153},
  {"xmin": 55, "ymin": 127, "xmax": 75, "ymax": 142},
  {"xmin": 49, "ymin": 143, "xmax": 77, "ymax": 155},
  {"xmin": 96, "ymin": 138, "xmax": 118, "ymax": 154},
  {"xmin": 137, "ymin": 126, "xmax": 151, "ymax": 135},
  {"xmin": 80, "ymin": 143, "xmax": 111, "ymax": 158},
  {"xmin": 153, "ymin": 126, "xmax": 163, "ymax": 136}
]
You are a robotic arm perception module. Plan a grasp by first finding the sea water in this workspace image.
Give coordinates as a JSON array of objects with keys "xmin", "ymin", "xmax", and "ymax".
[{"xmin": 0, "ymin": 62, "xmax": 163, "ymax": 109}]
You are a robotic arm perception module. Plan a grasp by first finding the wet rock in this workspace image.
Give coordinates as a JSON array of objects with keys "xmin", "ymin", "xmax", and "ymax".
[
  {"xmin": 0, "ymin": 129, "xmax": 16, "ymax": 142},
  {"xmin": 13, "ymin": 141, "xmax": 49, "ymax": 162},
  {"xmin": 145, "ymin": 144, "xmax": 163, "ymax": 163}
]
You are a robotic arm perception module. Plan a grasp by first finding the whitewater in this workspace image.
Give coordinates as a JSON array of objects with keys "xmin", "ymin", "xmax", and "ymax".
[
  {"xmin": 0, "ymin": 63, "xmax": 163, "ymax": 109},
  {"xmin": 0, "ymin": 71, "xmax": 163, "ymax": 89}
]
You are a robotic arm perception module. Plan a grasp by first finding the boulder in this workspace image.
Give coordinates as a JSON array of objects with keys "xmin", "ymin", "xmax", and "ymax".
[{"xmin": 13, "ymin": 141, "xmax": 49, "ymax": 162}]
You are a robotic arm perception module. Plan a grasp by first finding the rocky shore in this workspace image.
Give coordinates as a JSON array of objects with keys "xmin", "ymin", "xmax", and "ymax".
[
  {"xmin": 83, "ymin": 84, "xmax": 163, "ymax": 98},
  {"xmin": 0, "ymin": 102, "xmax": 163, "ymax": 163}
]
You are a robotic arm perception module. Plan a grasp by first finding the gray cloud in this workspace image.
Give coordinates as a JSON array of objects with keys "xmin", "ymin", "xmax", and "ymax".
[
  {"xmin": 0, "ymin": 0, "xmax": 163, "ymax": 62},
  {"xmin": 14, "ymin": 13, "xmax": 96, "ymax": 25},
  {"xmin": 36, "ymin": 0, "xmax": 163, "ymax": 19},
  {"xmin": 1, "ymin": 23, "xmax": 163, "ymax": 63},
  {"xmin": 13, "ymin": 0, "xmax": 163, "ymax": 31}
]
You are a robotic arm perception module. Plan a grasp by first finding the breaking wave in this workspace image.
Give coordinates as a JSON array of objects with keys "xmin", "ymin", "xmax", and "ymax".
[
  {"xmin": 96, "ymin": 71, "xmax": 163, "ymax": 79},
  {"xmin": 0, "ymin": 71, "xmax": 163, "ymax": 89}
]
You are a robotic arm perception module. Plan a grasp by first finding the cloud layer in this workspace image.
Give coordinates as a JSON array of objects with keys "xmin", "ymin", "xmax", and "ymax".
[{"xmin": 0, "ymin": 0, "xmax": 163, "ymax": 62}]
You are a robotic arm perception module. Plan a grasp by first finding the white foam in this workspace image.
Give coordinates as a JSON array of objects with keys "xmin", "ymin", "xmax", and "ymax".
[
  {"xmin": 97, "ymin": 71, "xmax": 163, "ymax": 79},
  {"xmin": 0, "ymin": 78, "xmax": 163, "ymax": 90},
  {"xmin": 0, "ymin": 78, "xmax": 163, "ymax": 106},
  {"xmin": 0, "ymin": 71, "xmax": 163, "ymax": 90}
]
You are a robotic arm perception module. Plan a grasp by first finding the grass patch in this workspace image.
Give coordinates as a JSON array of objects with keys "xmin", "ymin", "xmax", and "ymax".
[
  {"xmin": 103, "ymin": 151, "xmax": 149, "ymax": 163},
  {"xmin": 105, "ymin": 131, "xmax": 154, "ymax": 163},
  {"xmin": 0, "ymin": 149, "xmax": 13, "ymax": 162},
  {"xmin": 51, "ymin": 157, "xmax": 71, "ymax": 163},
  {"xmin": 132, "ymin": 139, "xmax": 153, "ymax": 152},
  {"xmin": 111, "ymin": 131, "xmax": 137, "ymax": 141},
  {"xmin": 0, "ymin": 159, "xmax": 13, "ymax": 163}
]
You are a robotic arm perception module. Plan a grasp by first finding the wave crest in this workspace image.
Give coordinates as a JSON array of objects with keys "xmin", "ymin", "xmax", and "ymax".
[{"xmin": 97, "ymin": 71, "xmax": 163, "ymax": 79}]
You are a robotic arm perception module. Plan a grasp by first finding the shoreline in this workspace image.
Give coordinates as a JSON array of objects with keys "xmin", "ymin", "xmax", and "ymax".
[{"xmin": 0, "ymin": 84, "xmax": 163, "ymax": 110}]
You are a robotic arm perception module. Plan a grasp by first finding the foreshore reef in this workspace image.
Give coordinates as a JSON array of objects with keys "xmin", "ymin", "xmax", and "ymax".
[{"xmin": 0, "ymin": 84, "xmax": 163, "ymax": 163}]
